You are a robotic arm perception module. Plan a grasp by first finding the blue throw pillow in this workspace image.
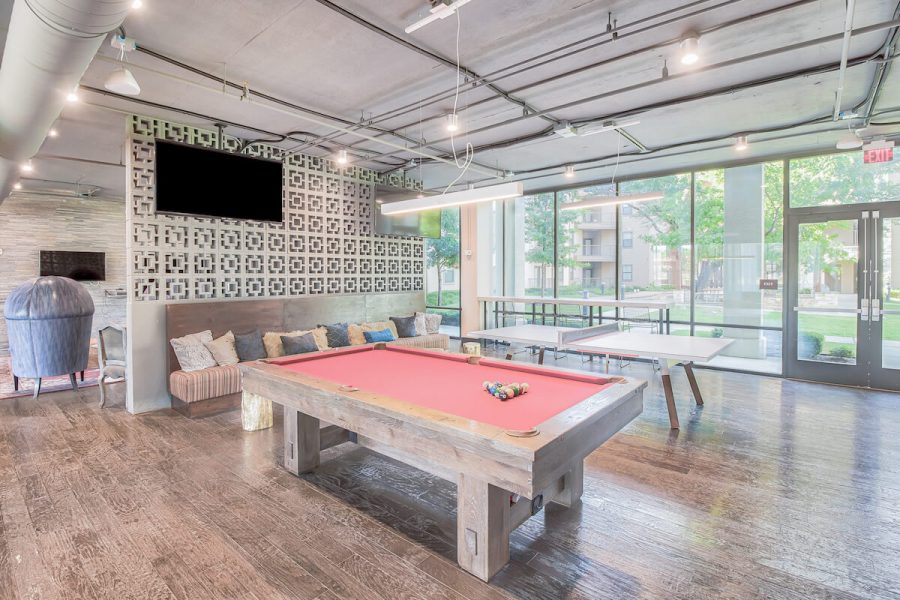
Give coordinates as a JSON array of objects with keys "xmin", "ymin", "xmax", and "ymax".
[
  {"xmin": 281, "ymin": 333, "xmax": 319, "ymax": 356},
  {"xmin": 390, "ymin": 315, "xmax": 418, "ymax": 338},
  {"xmin": 364, "ymin": 328, "xmax": 396, "ymax": 343}
]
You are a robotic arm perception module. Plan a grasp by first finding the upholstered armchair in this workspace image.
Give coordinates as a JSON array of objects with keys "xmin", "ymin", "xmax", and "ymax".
[
  {"xmin": 3, "ymin": 276, "xmax": 95, "ymax": 399},
  {"xmin": 98, "ymin": 326, "xmax": 126, "ymax": 407}
]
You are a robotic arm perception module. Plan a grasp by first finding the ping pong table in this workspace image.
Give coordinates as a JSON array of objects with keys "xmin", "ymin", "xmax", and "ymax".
[{"xmin": 468, "ymin": 323, "xmax": 734, "ymax": 429}]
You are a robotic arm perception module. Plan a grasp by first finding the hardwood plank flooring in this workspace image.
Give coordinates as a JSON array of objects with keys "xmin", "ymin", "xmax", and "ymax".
[{"xmin": 1, "ymin": 356, "xmax": 899, "ymax": 599}]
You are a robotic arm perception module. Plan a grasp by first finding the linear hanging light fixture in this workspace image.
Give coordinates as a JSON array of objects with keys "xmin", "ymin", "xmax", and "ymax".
[
  {"xmin": 405, "ymin": 0, "xmax": 475, "ymax": 34},
  {"xmin": 560, "ymin": 191, "xmax": 663, "ymax": 211},
  {"xmin": 380, "ymin": 182, "xmax": 523, "ymax": 216}
]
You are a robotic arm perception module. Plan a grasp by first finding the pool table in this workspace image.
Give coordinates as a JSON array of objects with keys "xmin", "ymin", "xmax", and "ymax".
[{"xmin": 239, "ymin": 344, "xmax": 646, "ymax": 581}]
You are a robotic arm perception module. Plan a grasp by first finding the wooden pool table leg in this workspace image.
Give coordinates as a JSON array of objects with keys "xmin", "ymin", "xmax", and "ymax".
[
  {"xmin": 457, "ymin": 473, "xmax": 510, "ymax": 582},
  {"xmin": 550, "ymin": 461, "xmax": 584, "ymax": 508},
  {"xmin": 283, "ymin": 407, "xmax": 321, "ymax": 476},
  {"xmin": 683, "ymin": 361, "xmax": 704, "ymax": 406},
  {"xmin": 658, "ymin": 358, "xmax": 680, "ymax": 430}
]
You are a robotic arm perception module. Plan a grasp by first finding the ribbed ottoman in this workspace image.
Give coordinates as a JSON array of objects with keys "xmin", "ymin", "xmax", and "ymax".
[{"xmin": 4, "ymin": 276, "xmax": 95, "ymax": 398}]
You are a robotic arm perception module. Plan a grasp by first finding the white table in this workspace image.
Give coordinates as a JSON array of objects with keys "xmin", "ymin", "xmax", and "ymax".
[
  {"xmin": 478, "ymin": 295, "xmax": 674, "ymax": 334},
  {"xmin": 468, "ymin": 323, "xmax": 733, "ymax": 429}
]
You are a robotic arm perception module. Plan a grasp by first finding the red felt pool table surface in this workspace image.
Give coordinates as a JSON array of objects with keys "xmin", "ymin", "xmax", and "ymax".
[{"xmin": 268, "ymin": 345, "xmax": 617, "ymax": 431}]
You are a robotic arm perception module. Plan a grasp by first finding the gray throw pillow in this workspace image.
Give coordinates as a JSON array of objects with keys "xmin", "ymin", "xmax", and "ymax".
[
  {"xmin": 281, "ymin": 333, "xmax": 320, "ymax": 356},
  {"xmin": 234, "ymin": 330, "xmax": 267, "ymax": 361},
  {"xmin": 319, "ymin": 322, "xmax": 351, "ymax": 348},
  {"xmin": 390, "ymin": 315, "xmax": 418, "ymax": 338}
]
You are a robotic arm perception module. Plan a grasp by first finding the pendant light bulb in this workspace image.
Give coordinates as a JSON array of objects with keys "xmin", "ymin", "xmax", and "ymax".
[{"xmin": 680, "ymin": 33, "xmax": 700, "ymax": 66}]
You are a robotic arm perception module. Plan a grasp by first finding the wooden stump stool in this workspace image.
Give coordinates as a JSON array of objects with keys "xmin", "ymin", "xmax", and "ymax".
[
  {"xmin": 462, "ymin": 342, "xmax": 482, "ymax": 357},
  {"xmin": 241, "ymin": 391, "xmax": 273, "ymax": 431}
]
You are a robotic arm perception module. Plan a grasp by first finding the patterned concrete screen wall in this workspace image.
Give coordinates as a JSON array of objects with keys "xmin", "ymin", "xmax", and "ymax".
[{"xmin": 126, "ymin": 115, "xmax": 425, "ymax": 303}]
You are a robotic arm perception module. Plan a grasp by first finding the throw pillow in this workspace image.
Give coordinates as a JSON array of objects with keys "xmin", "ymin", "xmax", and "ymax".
[
  {"xmin": 347, "ymin": 323, "xmax": 367, "ymax": 345},
  {"xmin": 390, "ymin": 315, "xmax": 418, "ymax": 338},
  {"xmin": 361, "ymin": 320, "xmax": 399, "ymax": 338},
  {"xmin": 417, "ymin": 311, "xmax": 442, "ymax": 334},
  {"xmin": 234, "ymin": 330, "xmax": 267, "ymax": 361},
  {"xmin": 263, "ymin": 328, "xmax": 328, "ymax": 358},
  {"xmin": 204, "ymin": 331, "xmax": 240, "ymax": 366},
  {"xmin": 363, "ymin": 328, "xmax": 395, "ymax": 343},
  {"xmin": 414, "ymin": 313, "xmax": 427, "ymax": 336},
  {"xmin": 281, "ymin": 333, "xmax": 320, "ymax": 355},
  {"xmin": 170, "ymin": 330, "xmax": 217, "ymax": 372},
  {"xmin": 319, "ymin": 322, "xmax": 351, "ymax": 348}
]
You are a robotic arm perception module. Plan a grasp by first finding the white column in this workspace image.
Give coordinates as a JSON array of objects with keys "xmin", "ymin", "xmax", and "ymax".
[
  {"xmin": 722, "ymin": 164, "xmax": 766, "ymax": 359},
  {"xmin": 460, "ymin": 204, "xmax": 480, "ymax": 334}
]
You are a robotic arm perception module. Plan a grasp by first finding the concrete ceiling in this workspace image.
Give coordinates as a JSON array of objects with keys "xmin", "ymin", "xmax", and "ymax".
[{"xmin": 3, "ymin": 0, "xmax": 900, "ymax": 199}]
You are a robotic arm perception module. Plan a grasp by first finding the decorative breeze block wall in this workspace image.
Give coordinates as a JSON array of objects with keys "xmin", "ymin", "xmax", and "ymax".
[{"xmin": 126, "ymin": 116, "xmax": 424, "ymax": 303}]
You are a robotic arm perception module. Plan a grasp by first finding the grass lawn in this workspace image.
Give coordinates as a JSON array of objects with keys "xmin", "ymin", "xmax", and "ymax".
[{"xmin": 426, "ymin": 290, "xmax": 460, "ymax": 308}]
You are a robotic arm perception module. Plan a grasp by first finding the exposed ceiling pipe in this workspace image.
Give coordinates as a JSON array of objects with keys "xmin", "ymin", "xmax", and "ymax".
[
  {"xmin": 0, "ymin": 0, "xmax": 132, "ymax": 203},
  {"xmin": 859, "ymin": 3, "xmax": 900, "ymax": 123},
  {"xmin": 361, "ymin": 17, "xmax": 900, "ymax": 163},
  {"xmin": 832, "ymin": 0, "xmax": 857, "ymax": 120},
  {"xmin": 311, "ymin": 0, "xmax": 555, "ymax": 125},
  {"xmin": 298, "ymin": 0, "xmax": 817, "ymax": 156}
]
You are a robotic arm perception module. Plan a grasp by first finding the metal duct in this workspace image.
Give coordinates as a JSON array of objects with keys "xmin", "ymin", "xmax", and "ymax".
[{"xmin": 0, "ymin": 0, "xmax": 132, "ymax": 203}]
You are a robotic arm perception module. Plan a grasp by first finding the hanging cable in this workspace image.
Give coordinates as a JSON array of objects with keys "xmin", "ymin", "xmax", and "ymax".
[{"xmin": 442, "ymin": 8, "xmax": 475, "ymax": 194}]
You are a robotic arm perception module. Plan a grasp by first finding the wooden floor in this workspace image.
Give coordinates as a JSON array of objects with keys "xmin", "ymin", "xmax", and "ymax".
[{"xmin": 1, "ymin": 358, "xmax": 898, "ymax": 599}]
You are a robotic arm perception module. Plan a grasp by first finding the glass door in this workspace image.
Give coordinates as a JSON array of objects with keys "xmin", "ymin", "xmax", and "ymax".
[
  {"xmin": 786, "ymin": 206, "xmax": 900, "ymax": 390},
  {"xmin": 871, "ymin": 210, "xmax": 900, "ymax": 389}
]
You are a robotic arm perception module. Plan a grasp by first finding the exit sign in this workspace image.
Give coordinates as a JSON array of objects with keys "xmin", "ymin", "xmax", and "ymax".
[
  {"xmin": 863, "ymin": 140, "xmax": 895, "ymax": 164},
  {"xmin": 864, "ymin": 147, "xmax": 893, "ymax": 164}
]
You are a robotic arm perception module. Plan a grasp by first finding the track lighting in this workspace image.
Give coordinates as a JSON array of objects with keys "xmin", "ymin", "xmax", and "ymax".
[
  {"xmin": 446, "ymin": 113, "xmax": 460, "ymax": 133},
  {"xmin": 66, "ymin": 88, "xmax": 79, "ymax": 102},
  {"xmin": 734, "ymin": 135, "xmax": 749, "ymax": 151},
  {"xmin": 336, "ymin": 149, "xmax": 349, "ymax": 165},
  {"xmin": 48, "ymin": 128, "xmax": 58, "ymax": 138},
  {"xmin": 20, "ymin": 160, "xmax": 33, "ymax": 173},
  {"xmin": 564, "ymin": 165, "xmax": 576, "ymax": 178},
  {"xmin": 680, "ymin": 33, "xmax": 700, "ymax": 66}
]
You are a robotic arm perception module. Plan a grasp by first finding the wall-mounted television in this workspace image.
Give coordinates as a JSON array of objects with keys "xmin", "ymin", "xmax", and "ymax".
[
  {"xmin": 155, "ymin": 140, "xmax": 283, "ymax": 222},
  {"xmin": 40, "ymin": 251, "xmax": 106, "ymax": 281},
  {"xmin": 374, "ymin": 185, "xmax": 441, "ymax": 239}
]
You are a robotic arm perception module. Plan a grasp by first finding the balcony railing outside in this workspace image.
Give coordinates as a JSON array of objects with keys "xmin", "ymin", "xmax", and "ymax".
[
  {"xmin": 576, "ymin": 244, "xmax": 617, "ymax": 261},
  {"xmin": 576, "ymin": 212, "xmax": 616, "ymax": 229}
]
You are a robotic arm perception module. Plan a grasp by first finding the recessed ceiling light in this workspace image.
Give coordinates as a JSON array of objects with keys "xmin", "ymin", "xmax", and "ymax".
[
  {"xmin": 66, "ymin": 88, "xmax": 79, "ymax": 102},
  {"xmin": 735, "ymin": 135, "xmax": 749, "ymax": 151},
  {"xmin": 20, "ymin": 160, "xmax": 33, "ymax": 173},
  {"xmin": 446, "ymin": 113, "xmax": 460, "ymax": 133},
  {"xmin": 13, "ymin": 182, "xmax": 22, "ymax": 190},
  {"xmin": 680, "ymin": 33, "xmax": 700, "ymax": 66},
  {"xmin": 131, "ymin": 0, "xmax": 143, "ymax": 9},
  {"xmin": 48, "ymin": 128, "xmax": 58, "ymax": 138},
  {"xmin": 336, "ymin": 149, "xmax": 349, "ymax": 165}
]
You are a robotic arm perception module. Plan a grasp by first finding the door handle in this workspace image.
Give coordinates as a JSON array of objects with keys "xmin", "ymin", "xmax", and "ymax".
[
  {"xmin": 861, "ymin": 298, "xmax": 870, "ymax": 321},
  {"xmin": 872, "ymin": 298, "xmax": 881, "ymax": 322}
]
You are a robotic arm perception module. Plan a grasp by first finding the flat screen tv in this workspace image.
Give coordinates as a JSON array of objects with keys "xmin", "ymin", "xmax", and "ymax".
[
  {"xmin": 155, "ymin": 140, "xmax": 283, "ymax": 222},
  {"xmin": 40, "ymin": 251, "xmax": 106, "ymax": 281}
]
